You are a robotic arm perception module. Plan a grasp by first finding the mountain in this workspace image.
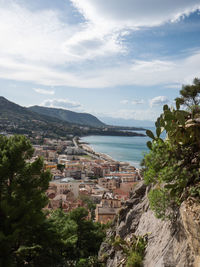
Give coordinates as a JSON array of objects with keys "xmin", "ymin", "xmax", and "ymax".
[
  {"xmin": 29, "ymin": 106, "xmax": 147, "ymax": 131},
  {"xmin": 29, "ymin": 105, "xmax": 105, "ymax": 127},
  {"xmin": 0, "ymin": 97, "xmax": 145, "ymax": 138},
  {"xmin": 0, "ymin": 96, "xmax": 84, "ymax": 138}
]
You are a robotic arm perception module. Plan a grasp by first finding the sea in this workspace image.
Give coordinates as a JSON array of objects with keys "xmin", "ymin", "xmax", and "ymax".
[{"xmin": 81, "ymin": 128, "xmax": 156, "ymax": 169}]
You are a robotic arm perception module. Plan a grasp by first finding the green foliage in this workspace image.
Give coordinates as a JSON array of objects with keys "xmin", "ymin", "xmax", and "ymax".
[
  {"xmin": 126, "ymin": 235, "xmax": 147, "ymax": 267},
  {"xmin": 48, "ymin": 208, "xmax": 78, "ymax": 261},
  {"xmin": 126, "ymin": 252, "xmax": 142, "ymax": 267},
  {"xmin": 48, "ymin": 207, "xmax": 106, "ymax": 265},
  {"xmin": 0, "ymin": 135, "xmax": 106, "ymax": 266},
  {"xmin": 57, "ymin": 163, "xmax": 65, "ymax": 171},
  {"xmin": 76, "ymin": 256, "xmax": 104, "ymax": 267},
  {"xmin": 148, "ymin": 188, "xmax": 169, "ymax": 219},
  {"xmin": 76, "ymin": 258, "xmax": 89, "ymax": 267},
  {"xmin": 143, "ymin": 79, "xmax": 200, "ymax": 219},
  {"xmin": 79, "ymin": 195, "xmax": 96, "ymax": 220},
  {"xmin": 146, "ymin": 130, "xmax": 155, "ymax": 140},
  {"xmin": 112, "ymin": 236, "xmax": 127, "ymax": 253},
  {"xmin": 110, "ymin": 234, "xmax": 147, "ymax": 267},
  {"xmin": 0, "ymin": 135, "xmax": 53, "ymax": 266},
  {"xmin": 175, "ymin": 77, "xmax": 200, "ymax": 108}
]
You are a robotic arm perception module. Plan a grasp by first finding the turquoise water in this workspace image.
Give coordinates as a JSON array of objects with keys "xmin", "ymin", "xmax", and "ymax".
[{"xmin": 81, "ymin": 133, "xmax": 151, "ymax": 168}]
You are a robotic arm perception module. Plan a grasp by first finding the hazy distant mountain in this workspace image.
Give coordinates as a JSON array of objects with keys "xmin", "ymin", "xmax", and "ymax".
[
  {"xmin": 99, "ymin": 116, "xmax": 154, "ymax": 128},
  {"xmin": 29, "ymin": 105, "xmax": 105, "ymax": 127}
]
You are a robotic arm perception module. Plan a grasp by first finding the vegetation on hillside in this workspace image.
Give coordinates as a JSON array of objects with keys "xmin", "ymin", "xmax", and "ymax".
[
  {"xmin": 143, "ymin": 78, "xmax": 200, "ymax": 219},
  {"xmin": 0, "ymin": 135, "xmax": 106, "ymax": 266},
  {"xmin": 0, "ymin": 97, "xmax": 145, "ymax": 139},
  {"xmin": 29, "ymin": 105, "xmax": 105, "ymax": 127},
  {"xmin": 0, "ymin": 96, "xmax": 84, "ymax": 139},
  {"xmin": 101, "ymin": 233, "xmax": 148, "ymax": 267}
]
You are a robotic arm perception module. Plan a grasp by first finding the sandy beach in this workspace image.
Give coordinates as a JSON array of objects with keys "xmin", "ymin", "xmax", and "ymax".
[{"xmin": 80, "ymin": 142, "xmax": 117, "ymax": 162}]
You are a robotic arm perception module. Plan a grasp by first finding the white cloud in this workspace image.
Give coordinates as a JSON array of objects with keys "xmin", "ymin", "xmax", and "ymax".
[
  {"xmin": 164, "ymin": 84, "xmax": 181, "ymax": 89},
  {"xmin": 131, "ymin": 99, "xmax": 145, "ymax": 105},
  {"xmin": 77, "ymin": 51, "xmax": 200, "ymax": 88},
  {"xmin": 67, "ymin": 0, "xmax": 200, "ymax": 60},
  {"xmin": 1, "ymin": 0, "xmax": 199, "ymax": 70},
  {"xmin": 34, "ymin": 88, "xmax": 54, "ymax": 95},
  {"xmin": 0, "ymin": 1, "xmax": 123, "ymax": 66},
  {"xmin": 62, "ymin": 25, "xmax": 124, "ymax": 61},
  {"xmin": 150, "ymin": 96, "xmax": 169, "ymax": 107},
  {"xmin": 100, "ymin": 108, "xmax": 158, "ymax": 121},
  {"xmin": 120, "ymin": 100, "xmax": 129, "ymax": 104},
  {"xmin": 0, "ymin": 3, "xmax": 76, "ymax": 65},
  {"xmin": 0, "ymin": 47, "xmax": 200, "ymax": 88},
  {"xmin": 70, "ymin": 0, "xmax": 200, "ymax": 28},
  {"xmin": 41, "ymin": 98, "xmax": 82, "ymax": 110},
  {"xmin": 120, "ymin": 99, "xmax": 145, "ymax": 105},
  {"xmin": 0, "ymin": 1, "xmax": 200, "ymax": 88}
]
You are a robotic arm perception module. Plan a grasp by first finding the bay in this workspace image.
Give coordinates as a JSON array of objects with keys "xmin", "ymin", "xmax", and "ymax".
[{"xmin": 81, "ymin": 132, "xmax": 152, "ymax": 169}]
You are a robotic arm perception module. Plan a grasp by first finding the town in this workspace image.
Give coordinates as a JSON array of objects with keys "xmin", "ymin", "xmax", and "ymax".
[{"xmin": 30, "ymin": 136, "xmax": 141, "ymax": 224}]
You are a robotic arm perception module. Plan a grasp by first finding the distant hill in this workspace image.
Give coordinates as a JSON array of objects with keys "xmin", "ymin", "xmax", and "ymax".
[
  {"xmin": 0, "ymin": 97, "xmax": 145, "ymax": 138},
  {"xmin": 29, "ymin": 106, "xmax": 105, "ymax": 128},
  {"xmin": 0, "ymin": 96, "xmax": 84, "ymax": 138},
  {"xmin": 0, "ymin": 96, "xmax": 49, "ymax": 123}
]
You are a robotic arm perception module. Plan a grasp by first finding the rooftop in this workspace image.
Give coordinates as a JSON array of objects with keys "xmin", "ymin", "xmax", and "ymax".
[{"xmin": 51, "ymin": 177, "xmax": 81, "ymax": 183}]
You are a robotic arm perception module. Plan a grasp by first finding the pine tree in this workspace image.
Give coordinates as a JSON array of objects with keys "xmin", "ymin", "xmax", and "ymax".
[{"xmin": 0, "ymin": 135, "xmax": 51, "ymax": 266}]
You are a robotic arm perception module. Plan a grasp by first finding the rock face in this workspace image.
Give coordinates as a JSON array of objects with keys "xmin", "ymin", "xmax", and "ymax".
[{"xmin": 99, "ymin": 181, "xmax": 200, "ymax": 267}]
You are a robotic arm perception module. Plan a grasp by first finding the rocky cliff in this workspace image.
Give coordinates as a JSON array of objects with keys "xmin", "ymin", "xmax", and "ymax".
[{"xmin": 99, "ymin": 181, "xmax": 200, "ymax": 267}]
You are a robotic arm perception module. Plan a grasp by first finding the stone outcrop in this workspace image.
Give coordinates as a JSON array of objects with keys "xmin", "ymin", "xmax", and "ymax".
[
  {"xmin": 180, "ymin": 200, "xmax": 200, "ymax": 267},
  {"xmin": 99, "ymin": 181, "xmax": 200, "ymax": 267}
]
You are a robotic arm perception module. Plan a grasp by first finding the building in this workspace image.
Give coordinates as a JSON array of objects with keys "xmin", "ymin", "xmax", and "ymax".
[
  {"xmin": 98, "ymin": 177, "xmax": 120, "ymax": 190},
  {"xmin": 49, "ymin": 178, "xmax": 81, "ymax": 198},
  {"xmin": 95, "ymin": 192, "xmax": 121, "ymax": 224},
  {"xmin": 44, "ymin": 162, "xmax": 57, "ymax": 170}
]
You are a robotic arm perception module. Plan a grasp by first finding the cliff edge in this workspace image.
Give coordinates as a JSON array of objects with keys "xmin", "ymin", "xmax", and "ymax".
[{"xmin": 99, "ymin": 181, "xmax": 200, "ymax": 267}]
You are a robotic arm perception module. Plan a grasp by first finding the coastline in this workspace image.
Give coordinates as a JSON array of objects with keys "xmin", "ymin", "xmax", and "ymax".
[
  {"xmin": 78, "ymin": 135, "xmax": 149, "ymax": 169},
  {"xmin": 79, "ymin": 137, "xmax": 141, "ymax": 169},
  {"xmin": 80, "ymin": 142, "xmax": 117, "ymax": 162}
]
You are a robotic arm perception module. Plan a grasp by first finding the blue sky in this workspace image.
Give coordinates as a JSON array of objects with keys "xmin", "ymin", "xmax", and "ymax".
[{"xmin": 0, "ymin": 0, "xmax": 200, "ymax": 126}]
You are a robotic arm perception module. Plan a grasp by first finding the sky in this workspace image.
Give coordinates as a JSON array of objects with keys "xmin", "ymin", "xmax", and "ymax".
[{"xmin": 0, "ymin": 0, "xmax": 200, "ymax": 126}]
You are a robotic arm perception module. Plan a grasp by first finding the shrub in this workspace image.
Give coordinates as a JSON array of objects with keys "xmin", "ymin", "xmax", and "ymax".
[
  {"xmin": 143, "ymin": 79, "xmax": 200, "ymax": 219},
  {"xmin": 126, "ymin": 251, "xmax": 143, "ymax": 267}
]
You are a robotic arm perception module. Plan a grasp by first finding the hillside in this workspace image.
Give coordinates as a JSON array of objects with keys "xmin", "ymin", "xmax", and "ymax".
[
  {"xmin": 99, "ymin": 79, "xmax": 200, "ymax": 267},
  {"xmin": 0, "ymin": 97, "xmax": 145, "ymax": 138},
  {"xmin": 99, "ymin": 181, "xmax": 200, "ymax": 267},
  {"xmin": 29, "ymin": 105, "xmax": 105, "ymax": 127},
  {"xmin": 0, "ymin": 97, "xmax": 84, "ymax": 138}
]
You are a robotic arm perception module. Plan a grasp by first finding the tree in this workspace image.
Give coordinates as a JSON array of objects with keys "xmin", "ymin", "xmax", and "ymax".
[
  {"xmin": 48, "ymin": 208, "xmax": 78, "ymax": 264},
  {"xmin": 0, "ymin": 135, "xmax": 52, "ymax": 266},
  {"xmin": 48, "ymin": 207, "xmax": 106, "ymax": 266},
  {"xmin": 69, "ymin": 207, "xmax": 106, "ymax": 260},
  {"xmin": 57, "ymin": 163, "xmax": 65, "ymax": 172},
  {"xmin": 175, "ymin": 77, "xmax": 200, "ymax": 115},
  {"xmin": 0, "ymin": 135, "xmax": 106, "ymax": 266},
  {"xmin": 143, "ymin": 79, "xmax": 200, "ymax": 219},
  {"xmin": 79, "ymin": 195, "xmax": 96, "ymax": 220}
]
